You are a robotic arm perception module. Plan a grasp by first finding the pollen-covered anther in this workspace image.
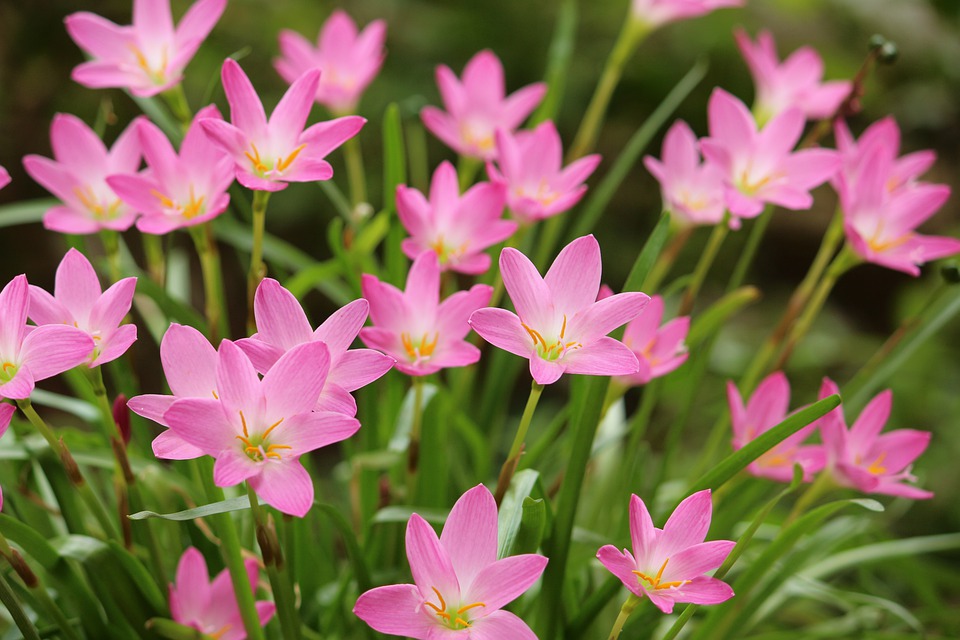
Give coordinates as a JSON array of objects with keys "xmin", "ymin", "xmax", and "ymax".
[
  {"xmin": 632, "ymin": 558, "xmax": 691, "ymax": 591},
  {"xmin": 276, "ymin": 143, "xmax": 307, "ymax": 173},
  {"xmin": 245, "ymin": 143, "xmax": 270, "ymax": 174},
  {"xmin": 400, "ymin": 331, "xmax": 439, "ymax": 362}
]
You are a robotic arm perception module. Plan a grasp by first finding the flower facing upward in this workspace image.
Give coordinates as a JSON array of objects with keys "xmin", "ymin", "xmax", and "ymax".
[
  {"xmin": 616, "ymin": 295, "xmax": 690, "ymax": 387},
  {"xmin": 630, "ymin": 0, "xmax": 743, "ymax": 29},
  {"xmin": 200, "ymin": 59, "xmax": 366, "ymax": 191},
  {"xmin": 354, "ymin": 484, "xmax": 548, "ymax": 638},
  {"xmin": 275, "ymin": 10, "xmax": 387, "ymax": 114},
  {"xmin": 421, "ymin": 50, "xmax": 546, "ymax": 160},
  {"xmin": 397, "ymin": 161, "xmax": 514, "ymax": 274},
  {"xmin": 65, "ymin": 0, "xmax": 227, "ymax": 97},
  {"xmin": 469, "ymin": 235, "xmax": 649, "ymax": 385},
  {"xmin": 0, "ymin": 403, "xmax": 15, "ymax": 510},
  {"xmin": 597, "ymin": 490, "xmax": 735, "ymax": 614}
]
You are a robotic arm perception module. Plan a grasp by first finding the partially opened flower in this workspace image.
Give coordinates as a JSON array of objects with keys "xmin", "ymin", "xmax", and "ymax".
[
  {"xmin": 421, "ymin": 50, "xmax": 546, "ymax": 160},
  {"xmin": 597, "ymin": 490, "xmax": 735, "ymax": 614},
  {"xmin": 817, "ymin": 379, "xmax": 933, "ymax": 499},
  {"xmin": 23, "ymin": 114, "xmax": 143, "ymax": 234},
  {"xmin": 354, "ymin": 484, "xmax": 548, "ymax": 638},
  {"xmin": 65, "ymin": 0, "xmax": 227, "ymax": 97},
  {"xmin": 397, "ymin": 161, "xmax": 514, "ymax": 274},
  {"xmin": 616, "ymin": 295, "xmax": 690, "ymax": 387},
  {"xmin": 0, "ymin": 403, "xmax": 15, "ymax": 510},
  {"xmin": 28, "ymin": 248, "xmax": 138, "ymax": 368},
  {"xmin": 200, "ymin": 59, "xmax": 366, "ymax": 191},
  {"xmin": 469, "ymin": 235, "xmax": 648, "ymax": 385},
  {"xmin": 170, "ymin": 547, "xmax": 275, "ymax": 639},
  {"xmin": 630, "ymin": 0, "xmax": 743, "ymax": 29},
  {"xmin": 275, "ymin": 10, "xmax": 386, "ymax": 114},
  {"xmin": 360, "ymin": 252, "xmax": 492, "ymax": 376}
]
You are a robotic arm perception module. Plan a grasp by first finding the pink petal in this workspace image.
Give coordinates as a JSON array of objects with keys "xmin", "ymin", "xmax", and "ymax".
[
  {"xmin": 501, "ymin": 83, "xmax": 548, "ymax": 130},
  {"xmin": 406, "ymin": 514, "xmax": 460, "ymax": 599},
  {"xmin": 570, "ymin": 292, "xmax": 650, "ymax": 344},
  {"xmin": 499, "ymin": 247, "xmax": 552, "ymax": 329},
  {"xmin": 848, "ymin": 389, "xmax": 891, "ymax": 450},
  {"xmin": 544, "ymin": 235, "xmax": 602, "ymax": 315},
  {"xmin": 64, "ymin": 12, "xmax": 133, "ymax": 60},
  {"xmin": 249, "ymin": 460, "xmax": 314, "ymax": 517},
  {"xmin": 873, "ymin": 429, "xmax": 930, "ymax": 473},
  {"xmin": 199, "ymin": 118, "xmax": 250, "ymax": 158},
  {"xmin": 161, "ymin": 323, "xmax": 218, "ymax": 398},
  {"xmin": 562, "ymin": 336, "xmax": 639, "ymax": 377},
  {"xmin": 71, "ymin": 63, "xmax": 143, "ymax": 93},
  {"xmin": 92, "ymin": 322, "xmax": 137, "ymax": 366},
  {"xmin": 468, "ymin": 308, "xmax": 535, "ymax": 358},
  {"xmin": 463, "ymin": 50, "xmax": 505, "ymax": 104},
  {"xmin": 164, "ymin": 398, "xmax": 235, "ymax": 455},
  {"xmin": 254, "ymin": 278, "xmax": 314, "ymax": 350},
  {"xmin": 746, "ymin": 371, "xmax": 790, "ymax": 436},
  {"xmin": 221, "ymin": 59, "xmax": 268, "ymax": 141},
  {"xmin": 405, "ymin": 251, "xmax": 441, "ymax": 313},
  {"xmin": 213, "ymin": 448, "xmax": 261, "ymax": 487},
  {"xmin": 597, "ymin": 545, "xmax": 643, "ymax": 598},
  {"xmin": 88, "ymin": 277, "xmax": 137, "ymax": 332},
  {"xmin": 361, "ymin": 275, "xmax": 409, "ymax": 331},
  {"xmin": 0, "ymin": 367, "xmax": 35, "ymax": 400},
  {"xmin": 316, "ymin": 384, "xmax": 358, "ymax": 416},
  {"xmin": 0, "ymin": 275, "xmax": 28, "ymax": 358},
  {"xmin": 660, "ymin": 489, "xmax": 713, "ymax": 559},
  {"xmin": 54, "ymin": 248, "xmax": 102, "ymax": 321},
  {"xmin": 439, "ymin": 485, "xmax": 498, "ymax": 592},
  {"xmin": 234, "ymin": 337, "xmax": 285, "ymax": 374},
  {"xmin": 313, "ymin": 298, "xmax": 369, "ymax": 356},
  {"xmin": 300, "ymin": 116, "xmax": 366, "ymax": 159},
  {"xmin": 262, "ymin": 342, "xmax": 330, "ymax": 418},
  {"xmin": 529, "ymin": 357, "xmax": 565, "ymax": 385},
  {"xmin": 42, "ymin": 207, "xmax": 105, "ymax": 235},
  {"xmin": 354, "ymin": 584, "xmax": 435, "ymax": 637},
  {"xmin": 216, "ymin": 341, "xmax": 264, "ymax": 421},
  {"xmin": 151, "ymin": 428, "xmax": 205, "ymax": 460},
  {"xmin": 50, "ymin": 114, "xmax": 108, "ymax": 179},
  {"xmin": 329, "ymin": 349, "xmax": 394, "ymax": 392},
  {"xmin": 663, "ymin": 540, "xmax": 735, "ymax": 582},
  {"xmin": 269, "ymin": 69, "xmax": 321, "ymax": 145},
  {"xmin": 436, "ymin": 285, "xmax": 493, "ymax": 340},
  {"xmin": 628, "ymin": 494, "xmax": 657, "ymax": 566},
  {"xmin": 468, "ymin": 609, "xmax": 538, "ymax": 640},
  {"xmin": 19, "ymin": 325, "xmax": 93, "ymax": 381},
  {"xmin": 707, "ymin": 89, "xmax": 757, "ymax": 157},
  {"xmin": 174, "ymin": 0, "xmax": 226, "ymax": 52},
  {"xmin": 127, "ymin": 394, "xmax": 174, "ymax": 426},
  {"xmin": 27, "ymin": 286, "xmax": 71, "ymax": 327},
  {"xmin": 431, "ymin": 340, "xmax": 482, "ymax": 370},
  {"xmin": 171, "ymin": 547, "xmax": 212, "ymax": 624},
  {"xmin": 669, "ymin": 576, "xmax": 735, "ymax": 606},
  {"xmin": 271, "ymin": 410, "xmax": 360, "ymax": 454},
  {"xmin": 464, "ymin": 554, "xmax": 548, "ymax": 613}
]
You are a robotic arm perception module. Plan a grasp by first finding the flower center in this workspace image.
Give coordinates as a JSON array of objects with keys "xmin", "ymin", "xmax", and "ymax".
[
  {"xmin": 235, "ymin": 411, "xmax": 292, "ymax": 462},
  {"xmin": 0, "ymin": 361, "xmax": 18, "ymax": 383},
  {"xmin": 855, "ymin": 451, "xmax": 888, "ymax": 475},
  {"xmin": 151, "ymin": 185, "xmax": 206, "ymax": 220},
  {"xmin": 423, "ymin": 587, "xmax": 486, "ymax": 630},
  {"xmin": 73, "ymin": 185, "xmax": 123, "ymax": 220},
  {"xmin": 128, "ymin": 44, "xmax": 169, "ymax": 85},
  {"xmin": 632, "ymin": 558, "xmax": 691, "ymax": 591},
  {"xmin": 400, "ymin": 332, "xmax": 439, "ymax": 364},
  {"xmin": 206, "ymin": 624, "xmax": 231, "ymax": 639},
  {"xmin": 459, "ymin": 122, "xmax": 494, "ymax": 154},
  {"xmin": 429, "ymin": 235, "xmax": 468, "ymax": 264},
  {"xmin": 521, "ymin": 314, "xmax": 582, "ymax": 362},
  {"xmin": 735, "ymin": 165, "xmax": 776, "ymax": 196},
  {"xmin": 245, "ymin": 142, "xmax": 308, "ymax": 179},
  {"xmin": 516, "ymin": 178, "xmax": 559, "ymax": 208}
]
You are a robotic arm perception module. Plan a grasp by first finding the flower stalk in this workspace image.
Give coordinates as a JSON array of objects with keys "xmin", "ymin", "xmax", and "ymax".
[
  {"xmin": 406, "ymin": 376, "xmax": 426, "ymax": 501},
  {"xmin": 342, "ymin": 136, "xmax": 368, "ymax": 211},
  {"xmin": 248, "ymin": 189, "xmax": 271, "ymax": 334},
  {"xmin": 247, "ymin": 485, "xmax": 301, "ymax": 640},
  {"xmin": 607, "ymin": 593, "xmax": 643, "ymax": 640},
  {"xmin": 494, "ymin": 381, "xmax": 544, "ymax": 505},
  {"xmin": 679, "ymin": 219, "xmax": 730, "ymax": 315},
  {"xmin": 190, "ymin": 222, "xmax": 228, "ymax": 341}
]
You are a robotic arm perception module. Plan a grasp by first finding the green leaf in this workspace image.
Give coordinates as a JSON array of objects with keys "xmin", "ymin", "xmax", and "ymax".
[
  {"xmin": 687, "ymin": 286, "xmax": 761, "ymax": 348},
  {"xmin": 382, "ymin": 102, "xmax": 407, "ymax": 214},
  {"xmin": 388, "ymin": 383, "xmax": 439, "ymax": 452},
  {"xmin": 128, "ymin": 496, "xmax": 249, "ymax": 521},
  {"xmin": 315, "ymin": 503, "xmax": 374, "ymax": 593},
  {"xmin": 371, "ymin": 506, "xmax": 448, "ymax": 525},
  {"xmin": 352, "ymin": 210, "xmax": 391, "ymax": 257},
  {"xmin": 0, "ymin": 198, "xmax": 55, "ymax": 228},
  {"xmin": 282, "ymin": 259, "xmax": 343, "ymax": 299},
  {"xmin": 497, "ymin": 469, "xmax": 541, "ymax": 558},
  {"xmin": 29, "ymin": 389, "xmax": 99, "ymax": 422},
  {"xmin": 800, "ymin": 532, "xmax": 960, "ymax": 582},
  {"xmin": 622, "ymin": 211, "xmax": 672, "ymax": 293},
  {"xmin": 531, "ymin": 0, "xmax": 578, "ymax": 124}
]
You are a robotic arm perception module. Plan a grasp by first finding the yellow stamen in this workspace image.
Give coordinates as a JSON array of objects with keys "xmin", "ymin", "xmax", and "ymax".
[
  {"xmin": 454, "ymin": 617, "xmax": 471, "ymax": 628},
  {"xmin": 432, "ymin": 587, "xmax": 446, "ymax": 612},
  {"xmin": 276, "ymin": 143, "xmax": 307, "ymax": 172},
  {"xmin": 401, "ymin": 332, "xmax": 416, "ymax": 359},
  {"xmin": 420, "ymin": 332, "xmax": 439, "ymax": 357},
  {"xmin": 239, "ymin": 410, "xmax": 249, "ymax": 438},
  {"xmin": 212, "ymin": 390, "xmax": 219, "ymax": 399},
  {"xmin": 560, "ymin": 314, "xmax": 567, "ymax": 340},
  {"xmin": 867, "ymin": 451, "xmax": 888, "ymax": 475},
  {"xmin": 150, "ymin": 189, "xmax": 176, "ymax": 209},
  {"xmin": 631, "ymin": 557, "xmax": 691, "ymax": 591},
  {"xmin": 245, "ymin": 143, "xmax": 269, "ymax": 174},
  {"xmin": 262, "ymin": 417, "xmax": 284, "ymax": 440},
  {"xmin": 457, "ymin": 602, "xmax": 486, "ymax": 615},
  {"xmin": 209, "ymin": 625, "xmax": 231, "ymax": 640},
  {"xmin": 2, "ymin": 362, "xmax": 16, "ymax": 375}
]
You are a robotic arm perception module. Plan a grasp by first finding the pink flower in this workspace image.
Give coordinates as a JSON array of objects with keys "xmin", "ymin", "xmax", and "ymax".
[
  {"xmin": 360, "ymin": 252, "xmax": 492, "ymax": 376},
  {"xmin": 23, "ymin": 114, "xmax": 143, "ymax": 234},
  {"xmin": 487, "ymin": 121, "xmax": 601, "ymax": 223},
  {"xmin": 354, "ymin": 484, "xmax": 548, "ymax": 638},
  {"xmin": 597, "ymin": 490, "xmax": 735, "ymax": 614},
  {"xmin": 700, "ymin": 88, "xmax": 840, "ymax": 223},
  {"xmin": 735, "ymin": 29, "xmax": 851, "ymax": 125},
  {"xmin": 65, "ymin": 0, "xmax": 227, "ymax": 97},
  {"xmin": 0, "ymin": 166, "xmax": 10, "ymax": 190},
  {"xmin": 236, "ymin": 278, "xmax": 395, "ymax": 416},
  {"xmin": 107, "ymin": 105, "xmax": 234, "ymax": 234},
  {"xmin": 616, "ymin": 296, "xmax": 689, "ymax": 387},
  {"xmin": 727, "ymin": 372, "xmax": 825, "ymax": 483},
  {"xmin": 0, "ymin": 403, "xmax": 15, "ymax": 510},
  {"xmin": 630, "ymin": 0, "xmax": 742, "ymax": 29},
  {"xmin": 0, "ymin": 275, "xmax": 94, "ymax": 400},
  {"xmin": 421, "ymin": 50, "xmax": 546, "ymax": 161},
  {"xmin": 28, "ymin": 249, "xmax": 137, "ymax": 368},
  {"xmin": 397, "ymin": 161, "xmax": 514, "ymax": 274},
  {"xmin": 199, "ymin": 59, "xmax": 366, "ymax": 192},
  {"xmin": 275, "ymin": 10, "xmax": 386, "ymax": 114},
  {"xmin": 817, "ymin": 379, "xmax": 933, "ymax": 499},
  {"xmin": 469, "ymin": 235, "xmax": 648, "ymax": 386},
  {"xmin": 170, "ymin": 547, "xmax": 274, "ymax": 639},
  {"xmin": 164, "ymin": 341, "xmax": 360, "ymax": 516},
  {"xmin": 643, "ymin": 120, "xmax": 726, "ymax": 226}
]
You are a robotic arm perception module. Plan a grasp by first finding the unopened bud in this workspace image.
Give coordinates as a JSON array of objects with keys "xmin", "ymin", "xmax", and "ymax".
[
  {"xmin": 113, "ymin": 394, "xmax": 131, "ymax": 445},
  {"xmin": 255, "ymin": 524, "xmax": 276, "ymax": 567},
  {"xmin": 868, "ymin": 34, "xmax": 887, "ymax": 52},
  {"xmin": 9, "ymin": 550, "xmax": 39, "ymax": 588}
]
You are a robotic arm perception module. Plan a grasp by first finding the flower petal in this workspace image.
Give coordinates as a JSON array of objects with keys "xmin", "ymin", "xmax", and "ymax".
[
  {"xmin": 544, "ymin": 235, "xmax": 602, "ymax": 315},
  {"xmin": 465, "ymin": 553, "xmax": 548, "ymax": 613},
  {"xmin": 660, "ymin": 489, "xmax": 713, "ymax": 558},
  {"xmin": 354, "ymin": 584, "xmax": 435, "ymax": 638},
  {"xmin": 249, "ymin": 460, "xmax": 314, "ymax": 517},
  {"xmin": 439, "ymin": 485, "xmax": 498, "ymax": 593},
  {"xmin": 406, "ymin": 513, "xmax": 460, "ymax": 600},
  {"xmin": 254, "ymin": 278, "xmax": 314, "ymax": 350},
  {"xmin": 19, "ymin": 325, "xmax": 93, "ymax": 380}
]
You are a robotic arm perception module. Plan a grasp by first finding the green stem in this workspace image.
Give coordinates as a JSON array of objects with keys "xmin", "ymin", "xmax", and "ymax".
[
  {"xmin": 142, "ymin": 234, "xmax": 167, "ymax": 286},
  {"xmin": 785, "ymin": 471, "xmax": 837, "ymax": 525},
  {"xmin": 246, "ymin": 486, "xmax": 300, "ymax": 640},
  {"xmin": 726, "ymin": 207, "xmax": 773, "ymax": 293},
  {"xmin": 100, "ymin": 230, "xmax": 122, "ymax": 282},
  {"xmin": 457, "ymin": 155, "xmax": 481, "ymax": 191},
  {"xmin": 190, "ymin": 223, "xmax": 228, "ymax": 341},
  {"xmin": 342, "ymin": 136, "xmax": 368, "ymax": 211},
  {"xmin": 607, "ymin": 593, "xmax": 642, "ymax": 640},
  {"xmin": 406, "ymin": 377, "xmax": 426, "ymax": 502},
  {"xmin": 162, "ymin": 84, "xmax": 193, "ymax": 129},
  {"xmin": 248, "ymin": 190, "xmax": 271, "ymax": 335},
  {"xmin": 494, "ymin": 382, "xmax": 545, "ymax": 505},
  {"xmin": 642, "ymin": 224, "xmax": 692, "ymax": 293},
  {"xmin": 679, "ymin": 220, "xmax": 729, "ymax": 315},
  {"xmin": 0, "ymin": 572, "xmax": 42, "ymax": 640}
]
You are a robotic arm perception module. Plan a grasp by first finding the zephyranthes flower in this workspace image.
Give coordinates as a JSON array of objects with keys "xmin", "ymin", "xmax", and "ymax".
[
  {"xmin": 0, "ymin": 166, "xmax": 9, "ymax": 190},
  {"xmin": 616, "ymin": 295, "xmax": 690, "ymax": 387},
  {"xmin": 630, "ymin": 0, "xmax": 742, "ymax": 29}
]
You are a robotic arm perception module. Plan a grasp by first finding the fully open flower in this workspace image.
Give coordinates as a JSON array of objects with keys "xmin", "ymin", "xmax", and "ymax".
[
  {"xmin": 275, "ymin": 10, "xmax": 386, "ymax": 114},
  {"xmin": 23, "ymin": 114, "xmax": 143, "ymax": 234},
  {"xmin": 616, "ymin": 295, "xmax": 689, "ymax": 387},
  {"xmin": 200, "ymin": 59, "xmax": 366, "ymax": 191},
  {"xmin": 28, "ymin": 248, "xmax": 137, "ymax": 368},
  {"xmin": 397, "ymin": 161, "xmax": 514, "ymax": 274},
  {"xmin": 817, "ymin": 379, "xmax": 933, "ymax": 499},
  {"xmin": 354, "ymin": 484, "xmax": 548, "ymax": 638},
  {"xmin": 170, "ymin": 547, "xmax": 274, "ymax": 639},
  {"xmin": 630, "ymin": 0, "xmax": 743, "ymax": 29},
  {"xmin": 421, "ymin": 50, "xmax": 546, "ymax": 160},
  {"xmin": 65, "ymin": 0, "xmax": 226, "ymax": 97},
  {"xmin": 0, "ymin": 403, "xmax": 15, "ymax": 510},
  {"xmin": 469, "ymin": 235, "xmax": 648, "ymax": 385},
  {"xmin": 597, "ymin": 490, "xmax": 735, "ymax": 614}
]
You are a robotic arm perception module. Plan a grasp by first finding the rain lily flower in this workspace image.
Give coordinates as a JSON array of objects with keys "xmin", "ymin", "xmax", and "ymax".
[
  {"xmin": 28, "ymin": 249, "xmax": 138, "ymax": 368},
  {"xmin": 469, "ymin": 235, "xmax": 649, "ymax": 386},
  {"xmin": 275, "ymin": 10, "xmax": 387, "ymax": 114},
  {"xmin": 700, "ymin": 88, "xmax": 840, "ymax": 223},
  {"xmin": 643, "ymin": 120, "xmax": 726, "ymax": 226},
  {"xmin": 817, "ymin": 379, "xmax": 933, "ymax": 499},
  {"xmin": 360, "ymin": 252, "xmax": 492, "ymax": 376},
  {"xmin": 397, "ymin": 161, "xmax": 514, "ymax": 274},
  {"xmin": 735, "ymin": 28, "xmax": 851, "ymax": 125},
  {"xmin": 0, "ymin": 403, "xmax": 14, "ymax": 510},
  {"xmin": 237, "ymin": 278, "xmax": 395, "ymax": 416},
  {"xmin": 164, "ymin": 341, "xmax": 360, "ymax": 516},
  {"xmin": 597, "ymin": 490, "xmax": 735, "ymax": 614},
  {"xmin": 23, "ymin": 114, "xmax": 143, "ymax": 234},
  {"xmin": 0, "ymin": 166, "xmax": 9, "ymax": 190},
  {"xmin": 170, "ymin": 547, "xmax": 275, "ymax": 639},
  {"xmin": 199, "ymin": 59, "xmax": 366, "ymax": 191},
  {"xmin": 727, "ymin": 372, "xmax": 825, "ymax": 482},
  {"xmin": 421, "ymin": 50, "xmax": 546, "ymax": 161},
  {"xmin": 0, "ymin": 275, "xmax": 94, "ymax": 400},
  {"xmin": 630, "ymin": 0, "xmax": 743, "ymax": 29},
  {"xmin": 65, "ymin": 0, "xmax": 227, "ymax": 97},
  {"xmin": 616, "ymin": 295, "xmax": 690, "ymax": 387},
  {"xmin": 487, "ymin": 121, "xmax": 601, "ymax": 224},
  {"xmin": 107, "ymin": 105, "xmax": 234, "ymax": 234},
  {"xmin": 354, "ymin": 484, "xmax": 548, "ymax": 638}
]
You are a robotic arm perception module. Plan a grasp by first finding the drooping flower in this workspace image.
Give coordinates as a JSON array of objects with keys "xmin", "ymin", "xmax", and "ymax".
[
  {"xmin": 354, "ymin": 484, "xmax": 548, "ymax": 638},
  {"xmin": 199, "ymin": 59, "xmax": 366, "ymax": 192},
  {"xmin": 23, "ymin": 114, "xmax": 143, "ymax": 234},
  {"xmin": 597, "ymin": 490, "xmax": 735, "ymax": 614},
  {"xmin": 275, "ymin": 10, "xmax": 387, "ymax": 114},
  {"xmin": 727, "ymin": 372, "xmax": 825, "ymax": 482},
  {"xmin": 236, "ymin": 278, "xmax": 395, "ymax": 416},
  {"xmin": 164, "ymin": 341, "xmax": 360, "ymax": 516},
  {"xmin": 397, "ymin": 161, "xmax": 514, "ymax": 274},
  {"xmin": 28, "ymin": 248, "xmax": 137, "ymax": 368},
  {"xmin": 107, "ymin": 105, "xmax": 234, "ymax": 234},
  {"xmin": 735, "ymin": 28, "xmax": 851, "ymax": 125},
  {"xmin": 469, "ymin": 235, "xmax": 648, "ymax": 386},
  {"xmin": 643, "ymin": 120, "xmax": 726, "ymax": 226},
  {"xmin": 615, "ymin": 295, "xmax": 690, "ymax": 387},
  {"xmin": 170, "ymin": 547, "xmax": 275, "ymax": 640},
  {"xmin": 421, "ymin": 50, "xmax": 546, "ymax": 161},
  {"xmin": 700, "ymin": 88, "xmax": 840, "ymax": 223},
  {"xmin": 0, "ymin": 275, "xmax": 94, "ymax": 400},
  {"xmin": 630, "ymin": 0, "xmax": 743, "ymax": 29},
  {"xmin": 487, "ymin": 121, "xmax": 601, "ymax": 224},
  {"xmin": 817, "ymin": 378, "xmax": 933, "ymax": 499},
  {"xmin": 0, "ymin": 403, "xmax": 15, "ymax": 510},
  {"xmin": 360, "ymin": 252, "xmax": 492, "ymax": 376},
  {"xmin": 65, "ymin": 0, "xmax": 227, "ymax": 97}
]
